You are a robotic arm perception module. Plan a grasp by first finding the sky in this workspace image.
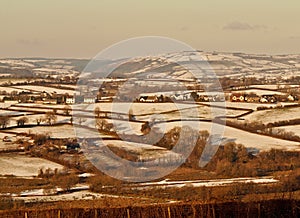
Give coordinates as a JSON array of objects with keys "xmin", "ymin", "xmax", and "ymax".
[{"xmin": 0, "ymin": 0, "xmax": 299, "ymax": 58}]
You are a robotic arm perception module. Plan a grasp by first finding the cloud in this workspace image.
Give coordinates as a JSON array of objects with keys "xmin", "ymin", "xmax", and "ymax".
[
  {"xmin": 223, "ymin": 21, "xmax": 268, "ymax": 31},
  {"xmin": 16, "ymin": 39, "xmax": 43, "ymax": 46}
]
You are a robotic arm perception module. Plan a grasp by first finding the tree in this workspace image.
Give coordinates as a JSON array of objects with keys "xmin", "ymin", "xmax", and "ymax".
[
  {"xmin": 36, "ymin": 117, "xmax": 43, "ymax": 125},
  {"xmin": 0, "ymin": 116, "xmax": 9, "ymax": 129},
  {"xmin": 63, "ymin": 105, "xmax": 71, "ymax": 116},
  {"xmin": 16, "ymin": 117, "xmax": 28, "ymax": 127},
  {"xmin": 129, "ymin": 109, "xmax": 135, "ymax": 121},
  {"xmin": 141, "ymin": 121, "xmax": 151, "ymax": 135},
  {"xmin": 96, "ymin": 118, "xmax": 113, "ymax": 132},
  {"xmin": 94, "ymin": 106, "xmax": 101, "ymax": 118},
  {"xmin": 44, "ymin": 111, "xmax": 57, "ymax": 125},
  {"xmin": 77, "ymin": 117, "xmax": 86, "ymax": 126}
]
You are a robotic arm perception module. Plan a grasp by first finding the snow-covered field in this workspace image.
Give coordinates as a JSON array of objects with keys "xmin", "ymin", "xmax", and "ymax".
[
  {"xmin": 243, "ymin": 107, "xmax": 300, "ymax": 124},
  {"xmin": 273, "ymin": 125, "xmax": 300, "ymax": 137},
  {"xmin": 223, "ymin": 102, "xmax": 298, "ymax": 110},
  {"xmin": 135, "ymin": 177, "xmax": 278, "ymax": 189},
  {"xmin": 6, "ymin": 115, "xmax": 69, "ymax": 129},
  {"xmin": 9, "ymin": 105, "xmax": 67, "ymax": 114},
  {"xmin": 93, "ymin": 102, "xmax": 198, "ymax": 115},
  {"xmin": 13, "ymin": 190, "xmax": 133, "ymax": 203},
  {"xmin": 4, "ymin": 124, "xmax": 106, "ymax": 139},
  {"xmin": 231, "ymin": 89, "xmax": 285, "ymax": 96},
  {"xmin": 0, "ymin": 154, "xmax": 64, "ymax": 177},
  {"xmin": 152, "ymin": 121, "xmax": 300, "ymax": 151},
  {"xmin": 16, "ymin": 103, "xmax": 70, "ymax": 109},
  {"xmin": 0, "ymin": 132, "xmax": 22, "ymax": 150},
  {"xmin": 249, "ymin": 84, "xmax": 299, "ymax": 90},
  {"xmin": 0, "ymin": 86, "xmax": 24, "ymax": 93},
  {"xmin": 12, "ymin": 85, "xmax": 77, "ymax": 95},
  {"xmin": 0, "ymin": 60, "xmax": 35, "ymax": 68}
]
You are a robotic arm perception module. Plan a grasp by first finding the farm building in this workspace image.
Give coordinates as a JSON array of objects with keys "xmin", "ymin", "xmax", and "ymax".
[
  {"xmin": 230, "ymin": 93, "xmax": 245, "ymax": 102},
  {"xmin": 139, "ymin": 96, "xmax": 158, "ymax": 103},
  {"xmin": 66, "ymin": 97, "xmax": 75, "ymax": 104}
]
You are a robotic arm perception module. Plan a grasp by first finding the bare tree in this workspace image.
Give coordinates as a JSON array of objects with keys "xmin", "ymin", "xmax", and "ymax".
[
  {"xmin": 16, "ymin": 117, "xmax": 28, "ymax": 127},
  {"xmin": 141, "ymin": 121, "xmax": 151, "ymax": 135},
  {"xmin": 0, "ymin": 116, "xmax": 9, "ymax": 129},
  {"xmin": 63, "ymin": 105, "xmax": 71, "ymax": 116},
  {"xmin": 45, "ymin": 111, "xmax": 57, "ymax": 125},
  {"xmin": 36, "ymin": 117, "xmax": 44, "ymax": 125},
  {"xmin": 94, "ymin": 106, "xmax": 101, "ymax": 118},
  {"xmin": 96, "ymin": 118, "xmax": 113, "ymax": 132},
  {"xmin": 129, "ymin": 109, "xmax": 135, "ymax": 121},
  {"xmin": 77, "ymin": 117, "xmax": 86, "ymax": 126}
]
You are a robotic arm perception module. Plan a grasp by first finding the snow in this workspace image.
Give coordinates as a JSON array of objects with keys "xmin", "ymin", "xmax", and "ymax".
[
  {"xmin": 243, "ymin": 107, "xmax": 300, "ymax": 124},
  {"xmin": 222, "ymin": 102, "xmax": 298, "ymax": 110},
  {"xmin": 231, "ymin": 89, "xmax": 285, "ymax": 96},
  {"xmin": 0, "ymin": 60, "xmax": 35, "ymax": 68},
  {"xmin": 0, "ymin": 132, "xmax": 22, "ymax": 150},
  {"xmin": 133, "ymin": 177, "xmax": 278, "ymax": 189},
  {"xmin": 13, "ymin": 190, "xmax": 130, "ymax": 203},
  {"xmin": 152, "ymin": 121, "xmax": 300, "ymax": 151},
  {"xmin": 273, "ymin": 125, "xmax": 300, "ymax": 137},
  {"xmin": 0, "ymin": 86, "xmax": 24, "ymax": 93},
  {"xmin": 12, "ymin": 85, "xmax": 77, "ymax": 95},
  {"xmin": 6, "ymin": 124, "xmax": 106, "ymax": 139},
  {"xmin": 0, "ymin": 154, "xmax": 64, "ymax": 177}
]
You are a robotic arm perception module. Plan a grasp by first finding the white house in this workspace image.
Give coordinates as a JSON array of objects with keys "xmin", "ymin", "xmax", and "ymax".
[
  {"xmin": 287, "ymin": 95, "xmax": 295, "ymax": 102},
  {"xmin": 84, "ymin": 97, "xmax": 95, "ymax": 104},
  {"xmin": 66, "ymin": 97, "xmax": 75, "ymax": 104}
]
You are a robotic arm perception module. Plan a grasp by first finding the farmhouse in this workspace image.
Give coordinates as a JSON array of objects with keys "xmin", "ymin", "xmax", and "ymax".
[
  {"xmin": 261, "ymin": 95, "xmax": 277, "ymax": 103},
  {"xmin": 66, "ymin": 97, "xmax": 75, "ymax": 104},
  {"xmin": 245, "ymin": 94, "xmax": 260, "ymax": 103},
  {"xmin": 230, "ymin": 93, "xmax": 245, "ymax": 102},
  {"xmin": 287, "ymin": 95, "xmax": 295, "ymax": 102},
  {"xmin": 83, "ymin": 96, "xmax": 96, "ymax": 104},
  {"xmin": 139, "ymin": 96, "xmax": 158, "ymax": 103}
]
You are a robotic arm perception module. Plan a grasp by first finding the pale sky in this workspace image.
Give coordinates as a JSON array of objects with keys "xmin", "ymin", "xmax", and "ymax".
[{"xmin": 0, "ymin": 0, "xmax": 299, "ymax": 58}]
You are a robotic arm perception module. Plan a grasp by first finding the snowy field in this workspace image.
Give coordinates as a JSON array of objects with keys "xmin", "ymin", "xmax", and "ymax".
[
  {"xmin": 77, "ymin": 102, "xmax": 239, "ymax": 119},
  {"xmin": 273, "ymin": 125, "xmax": 300, "ymax": 137},
  {"xmin": 4, "ymin": 124, "xmax": 107, "ymax": 139},
  {"xmin": 152, "ymin": 121, "xmax": 300, "ymax": 151},
  {"xmin": 12, "ymin": 85, "xmax": 77, "ymax": 95},
  {"xmin": 231, "ymin": 89, "xmax": 285, "ymax": 96},
  {"xmin": 135, "ymin": 177, "xmax": 278, "ymax": 189},
  {"xmin": 243, "ymin": 107, "xmax": 300, "ymax": 124},
  {"xmin": 249, "ymin": 84, "xmax": 300, "ymax": 90},
  {"xmin": 0, "ymin": 154, "xmax": 64, "ymax": 177},
  {"xmin": 13, "ymin": 190, "xmax": 133, "ymax": 203},
  {"xmin": 94, "ymin": 102, "xmax": 198, "ymax": 115},
  {"xmin": 7, "ymin": 115, "xmax": 69, "ymax": 128},
  {"xmin": 0, "ymin": 86, "xmax": 24, "ymax": 93},
  {"xmin": 0, "ymin": 132, "xmax": 22, "ymax": 150},
  {"xmin": 16, "ymin": 103, "xmax": 69, "ymax": 109},
  {"xmin": 223, "ymin": 102, "xmax": 298, "ymax": 110}
]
